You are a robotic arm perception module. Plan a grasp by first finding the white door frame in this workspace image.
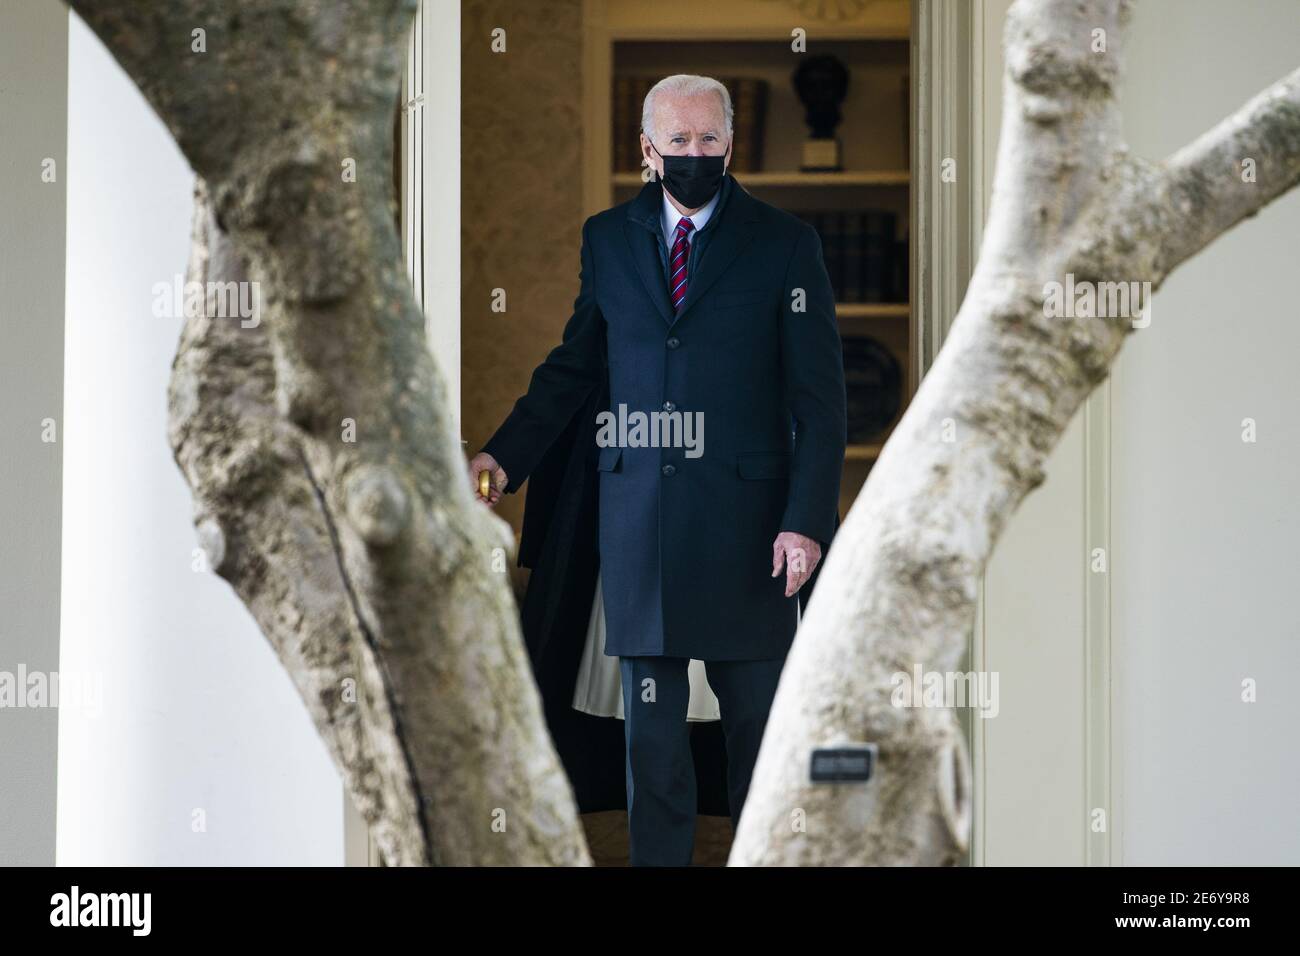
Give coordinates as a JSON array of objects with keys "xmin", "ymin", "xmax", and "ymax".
[
  {"xmin": 912, "ymin": 0, "xmax": 982, "ymax": 866},
  {"xmin": 344, "ymin": 0, "xmax": 461, "ymax": 867},
  {"xmin": 913, "ymin": 0, "xmax": 1117, "ymax": 867}
]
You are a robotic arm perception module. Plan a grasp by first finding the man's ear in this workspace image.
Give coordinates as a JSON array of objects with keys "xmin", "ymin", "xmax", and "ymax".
[{"xmin": 640, "ymin": 133, "xmax": 658, "ymax": 173}]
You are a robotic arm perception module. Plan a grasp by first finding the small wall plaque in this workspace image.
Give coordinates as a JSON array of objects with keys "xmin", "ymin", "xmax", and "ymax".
[{"xmin": 810, "ymin": 744, "xmax": 878, "ymax": 782}]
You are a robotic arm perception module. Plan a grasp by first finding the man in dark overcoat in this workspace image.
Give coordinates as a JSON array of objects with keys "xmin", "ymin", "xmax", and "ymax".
[{"xmin": 470, "ymin": 74, "xmax": 846, "ymax": 866}]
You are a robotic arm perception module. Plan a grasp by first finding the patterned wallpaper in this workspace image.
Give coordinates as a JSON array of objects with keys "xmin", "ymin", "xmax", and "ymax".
[{"xmin": 461, "ymin": 0, "xmax": 585, "ymax": 587}]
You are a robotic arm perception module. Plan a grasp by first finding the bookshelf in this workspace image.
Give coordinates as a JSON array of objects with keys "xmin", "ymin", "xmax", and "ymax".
[
  {"xmin": 837, "ymin": 302, "xmax": 909, "ymax": 319},
  {"xmin": 612, "ymin": 170, "xmax": 909, "ymax": 187},
  {"xmin": 584, "ymin": 0, "xmax": 915, "ymax": 523}
]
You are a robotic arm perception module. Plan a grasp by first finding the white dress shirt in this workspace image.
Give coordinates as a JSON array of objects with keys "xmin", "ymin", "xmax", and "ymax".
[{"xmin": 660, "ymin": 184, "xmax": 721, "ymax": 251}]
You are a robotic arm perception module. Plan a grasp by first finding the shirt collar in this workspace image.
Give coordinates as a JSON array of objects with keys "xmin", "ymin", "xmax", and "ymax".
[{"xmin": 661, "ymin": 184, "xmax": 721, "ymax": 245}]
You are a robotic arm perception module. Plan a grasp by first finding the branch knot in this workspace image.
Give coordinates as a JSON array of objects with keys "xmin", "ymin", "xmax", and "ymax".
[{"xmin": 344, "ymin": 464, "xmax": 411, "ymax": 547}]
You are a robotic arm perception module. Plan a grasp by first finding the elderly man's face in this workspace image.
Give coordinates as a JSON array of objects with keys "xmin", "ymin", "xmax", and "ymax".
[{"xmin": 640, "ymin": 92, "xmax": 732, "ymax": 177}]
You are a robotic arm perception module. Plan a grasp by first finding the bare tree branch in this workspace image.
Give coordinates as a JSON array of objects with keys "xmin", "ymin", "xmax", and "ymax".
[
  {"xmin": 170, "ymin": 184, "xmax": 430, "ymax": 864},
  {"xmin": 731, "ymin": 0, "xmax": 1300, "ymax": 866},
  {"xmin": 1146, "ymin": 67, "xmax": 1300, "ymax": 277},
  {"xmin": 70, "ymin": 0, "xmax": 590, "ymax": 864}
]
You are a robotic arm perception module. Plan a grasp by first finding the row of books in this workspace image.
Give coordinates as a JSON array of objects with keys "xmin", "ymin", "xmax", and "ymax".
[
  {"xmin": 612, "ymin": 75, "xmax": 769, "ymax": 173},
  {"xmin": 792, "ymin": 210, "xmax": 907, "ymax": 304}
]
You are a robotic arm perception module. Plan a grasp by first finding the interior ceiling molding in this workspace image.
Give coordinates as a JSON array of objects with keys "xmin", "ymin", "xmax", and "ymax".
[{"xmin": 761, "ymin": 0, "xmax": 903, "ymax": 22}]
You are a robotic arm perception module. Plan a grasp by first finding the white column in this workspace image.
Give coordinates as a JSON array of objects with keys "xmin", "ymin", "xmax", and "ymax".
[
  {"xmin": 1111, "ymin": 0, "xmax": 1300, "ymax": 866},
  {"xmin": 56, "ymin": 14, "xmax": 341, "ymax": 866},
  {"xmin": 0, "ymin": 0, "xmax": 68, "ymax": 867}
]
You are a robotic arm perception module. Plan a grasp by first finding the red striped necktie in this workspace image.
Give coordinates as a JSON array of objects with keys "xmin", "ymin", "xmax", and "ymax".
[{"xmin": 669, "ymin": 217, "xmax": 695, "ymax": 313}]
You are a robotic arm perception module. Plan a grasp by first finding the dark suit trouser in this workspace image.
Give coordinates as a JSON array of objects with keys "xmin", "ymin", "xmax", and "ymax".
[{"xmin": 619, "ymin": 654, "xmax": 786, "ymax": 866}]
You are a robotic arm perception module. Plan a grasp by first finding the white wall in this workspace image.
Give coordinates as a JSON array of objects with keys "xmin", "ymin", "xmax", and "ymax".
[
  {"xmin": 0, "ymin": 0, "xmax": 67, "ymax": 867},
  {"xmin": 1111, "ymin": 0, "xmax": 1300, "ymax": 865},
  {"xmin": 973, "ymin": 0, "xmax": 1102, "ymax": 867},
  {"xmin": 56, "ymin": 13, "xmax": 342, "ymax": 865},
  {"xmin": 976, "ymin": 0, "xmax": 1300, "ymax": 866}
]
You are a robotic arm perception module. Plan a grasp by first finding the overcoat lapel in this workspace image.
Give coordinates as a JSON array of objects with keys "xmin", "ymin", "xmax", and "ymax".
[
  {"xmin": 623, "ymin": 173, "xmax": 762, "ymax": 328},
  {"xmin": 671, "ymin": 177, "xmax": 761, "ymax": 327},
  {"xmin": 623, "ymin": 181, "xmax": 675, "ymax": 324}
]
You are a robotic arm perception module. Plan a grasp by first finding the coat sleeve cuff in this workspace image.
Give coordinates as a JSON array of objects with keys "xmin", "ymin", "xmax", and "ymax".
[
  {"xmin": 480, "ymin": 434, "xmax": 526, "ymax": 495},
  {"xmin": 778, "ymin": 505, "xmax": 837, "ymax": 549}
]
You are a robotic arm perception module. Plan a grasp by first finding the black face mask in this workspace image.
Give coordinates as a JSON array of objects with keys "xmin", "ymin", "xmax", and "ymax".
[{"xmin": 648, "ymin": 139, "xmax": 726, "ymax": 209}]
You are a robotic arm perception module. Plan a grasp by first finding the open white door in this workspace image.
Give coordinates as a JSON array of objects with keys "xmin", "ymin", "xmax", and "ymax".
[{"xmin": 344, "ymin": 0, "xmax": 461, "ymax": 867}]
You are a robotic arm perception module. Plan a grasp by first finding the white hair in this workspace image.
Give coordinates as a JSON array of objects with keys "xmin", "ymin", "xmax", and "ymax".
[{"xmin": 641, "ymin": 74, "xmax": 733, "ymax": 146}]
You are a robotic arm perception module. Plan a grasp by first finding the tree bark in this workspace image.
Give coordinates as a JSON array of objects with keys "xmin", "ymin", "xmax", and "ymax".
[
  {"xmin": 70, "ymin": 0, "xmax": 589, "ymax": 865},
  {"xmin": 730, "ymin": 0, "xmax": 1300, "ymax": 865}
]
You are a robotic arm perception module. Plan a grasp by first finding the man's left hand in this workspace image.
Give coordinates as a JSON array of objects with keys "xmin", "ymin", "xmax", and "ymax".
[{"xmin": 772, "ymin": 531, "xmax": 822, "ymax": 598}]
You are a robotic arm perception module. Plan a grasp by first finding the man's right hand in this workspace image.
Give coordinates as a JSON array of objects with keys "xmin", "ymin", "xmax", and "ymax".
[{"xmin": 469, "ymin": 451, "xmax": 508, "ymax": 507}]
